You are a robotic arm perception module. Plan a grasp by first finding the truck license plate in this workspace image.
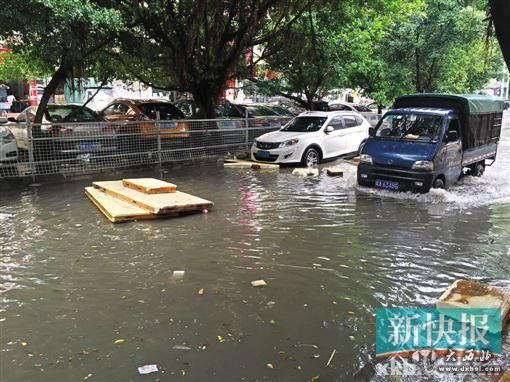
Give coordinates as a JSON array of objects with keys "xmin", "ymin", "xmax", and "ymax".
[{"xmin": 375, "ymin": 179, "xmax": 399, "ymax": 191}]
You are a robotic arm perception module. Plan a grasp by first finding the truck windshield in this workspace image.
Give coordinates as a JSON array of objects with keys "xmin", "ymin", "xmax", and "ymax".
[{"xmin": 375, "ymin": 113, "xmax": 443, "ymax": 141}]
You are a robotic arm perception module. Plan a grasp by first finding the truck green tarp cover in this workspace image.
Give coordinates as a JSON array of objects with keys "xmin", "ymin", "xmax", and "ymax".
[
  {"xmin": 394, "ymin": 94, "xmax": 504, "ymax": 114},
  {"xmin": 393, "ymin": 93, "xmax": 504, "ymax": 149}
]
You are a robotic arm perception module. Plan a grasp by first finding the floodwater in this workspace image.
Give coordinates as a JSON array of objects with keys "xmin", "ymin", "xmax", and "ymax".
[{"xmin": 1, "ymin": 123, "xmax": 510, "ymax": 382}]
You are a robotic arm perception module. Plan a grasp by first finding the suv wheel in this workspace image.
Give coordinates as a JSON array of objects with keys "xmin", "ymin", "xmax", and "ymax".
[{"xmin": 302, "ymin": 147, "xmax": 320, "ymax": 168}]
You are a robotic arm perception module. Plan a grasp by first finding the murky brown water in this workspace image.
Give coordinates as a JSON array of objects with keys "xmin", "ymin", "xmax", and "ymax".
[{"xmin": 1, "ymin": 123, "xmax": 510, "ymax": 382}]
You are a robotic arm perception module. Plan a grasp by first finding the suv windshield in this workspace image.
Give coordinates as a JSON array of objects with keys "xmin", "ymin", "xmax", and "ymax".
[
  {"xmin": 45, "ymin": 106, "xmax": 98, "ymax": 123},
  {"xmin": 375, "ymin": 113, "xmax": 443, "ymax": 141},
  {"xmin": 281, "ymin": 116, "xmax": 326, "ymax": 132}
]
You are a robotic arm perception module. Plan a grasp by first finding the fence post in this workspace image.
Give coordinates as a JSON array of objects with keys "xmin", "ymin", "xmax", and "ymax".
[
  {"xmin": 25, "ymin": 110, "xmax": 36, "ymax": 183},
  {"xmin": 245, "ymin": 109, "xmax": 249, "ymax": 151},
  {"xmin": 156, "ymin": 110, "xmax": 162, "ymax": 168}
]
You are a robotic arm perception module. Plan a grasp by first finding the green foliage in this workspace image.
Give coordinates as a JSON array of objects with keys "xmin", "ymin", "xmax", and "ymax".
[
  {"xmin": 256, "ymin": 0, "xmax": 422, "ymax": 107},
  {"xmin": 0, "ymin": 51, "xmax": 49, "ymax": 82},
  {"xmin": 115, "ymin": 0, "xmax": 302, "ymax": 116},
  {"xmin": 359, "ymin": 0, "xmax": 504, "ymax": 105}
]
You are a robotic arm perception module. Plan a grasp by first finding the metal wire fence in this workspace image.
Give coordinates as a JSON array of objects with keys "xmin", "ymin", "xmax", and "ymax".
[{"xmin": 0, "ymin": 115, "xmax": 290, "ymax": 179}]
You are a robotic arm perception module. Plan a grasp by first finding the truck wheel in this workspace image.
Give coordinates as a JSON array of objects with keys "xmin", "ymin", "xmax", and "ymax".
[
  {"xmin": 471, "ymin": 162, "xmax": 485, "ymax": 177},
  {"xmin": 432, "ymin": 177, "xmax": 445, "ymax": 189}
]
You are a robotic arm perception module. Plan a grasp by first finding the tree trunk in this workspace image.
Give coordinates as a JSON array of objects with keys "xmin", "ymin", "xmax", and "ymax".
[
  {"xmin": 34, "ymin": 65, "xmax": 67, "ymax": 128},
  {"xmin": 490, "ymin": 0, "xmax": 510, "ymax": 71},
  {"xmin": 191, "ymin": 81, "xmax": 221, "ymax": 119},
  {"xmin": 378, "ymin": 104, "xmax": 383, "ymax": 115}
]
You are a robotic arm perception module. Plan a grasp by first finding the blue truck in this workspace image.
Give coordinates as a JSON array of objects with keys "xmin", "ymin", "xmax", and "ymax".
[{"xmin": 357, "ymin": 94, "xmax": 504, "ymax": 192}]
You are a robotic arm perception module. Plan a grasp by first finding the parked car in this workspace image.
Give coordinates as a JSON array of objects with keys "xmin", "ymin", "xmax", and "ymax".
[
  {"xmin": 260, "ymin": 103, "xmax": 296, "ymax": 117},
  {"xmin": 100, "ymin": 99, "xmax": 187, "ymax": 144},
  {"xmin": 357, "ymin": 94, "xmax": 504, "ymax": 193},
  {"xmin": 329, "ymin": 101, "xmax": 380, "ymax": 126},
  {"xmin": 8, "ymin": 104, "xmax": 117, "ymax": 159},
  {"xmin": 251, "ymin": 111, "xmax": 370, "ymax": 166},
  {"xmin": 267, "ymin": 97, "xmax": 306, "ymax": 115},
  {"xmin": 247, "ymin": 103, "xmax": 294, "ymax": 126},
  {"xmin": 0, "ymin": 125, "xmax": 18, "ymax": 164},
  {"xmin": 173, "ymin": 100, "xmax": 283, "ymax": 148}
]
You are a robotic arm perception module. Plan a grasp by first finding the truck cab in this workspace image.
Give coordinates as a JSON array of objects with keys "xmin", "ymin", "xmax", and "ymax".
[{"xmin": 357, "ymin": 94, "xmax": 503, "ymax": 193}]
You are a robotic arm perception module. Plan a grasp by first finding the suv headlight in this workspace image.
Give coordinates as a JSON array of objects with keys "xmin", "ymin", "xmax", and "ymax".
[
  {"xmin": 279, "ymin": 138, "xmax": 299, "ymax": 148},
  {"xmin": 360, "ymin": 154, "xmax": 373, "ymax": 164},
  {"xmin": 411, "ymin": 160, "xmax": 434, "ymax": 171}
]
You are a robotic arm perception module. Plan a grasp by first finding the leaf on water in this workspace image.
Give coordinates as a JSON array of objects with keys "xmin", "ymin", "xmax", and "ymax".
[
  {"xmin": 344, "ymin": 297, "xmax": 352, "ymax": 301},
  {"xmin": 217, "ymin": 335, "xmax": 224, "ymax": 343},
  {"xmin": 21, "ymin": 342, "xmax": 27, "ymax": 347},
  {"xmin": 198, "ymin": 288, "xmax": 205, "ymax": 295},
  {"xmin": 269, "ymin": 319, "xmax": 276, "ymax": 325},
  {"xmin": 348, "ymin": 311, "xmax": 355, "ymax": 315},
  {"xmin": 267, "ymin": 363, "xmax": 274, "ymax": 369},
  {"xmin": 114, "ymin": 339, "xmax": 125, "ymax": 345}
]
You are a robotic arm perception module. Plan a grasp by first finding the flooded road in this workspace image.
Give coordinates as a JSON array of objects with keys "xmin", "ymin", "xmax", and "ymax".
[{"xmin": 1, "ymin": 124, "xmax": 510, "ymax": 381}]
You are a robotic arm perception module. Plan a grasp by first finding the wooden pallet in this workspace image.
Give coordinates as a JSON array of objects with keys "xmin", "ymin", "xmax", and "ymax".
[
  {"xmin": 85, "ymin": 187, "xmax": 157, "ymax": 223},
  {"xmin": 223, "ymin": 159, "xmax": 279, "ymax": 169},
  {"xmin": 122, "ymin": 178, "xmax": 177, "ymax": 194},
  {"xmin": 93, "ymin": 180, "xmax": 213, "ymax": 214}
]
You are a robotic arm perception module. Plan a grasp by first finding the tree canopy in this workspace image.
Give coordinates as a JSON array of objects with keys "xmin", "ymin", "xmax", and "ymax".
[{"xmin": 0, "ymin": 0, "xmax": 504, "ymax": 118}]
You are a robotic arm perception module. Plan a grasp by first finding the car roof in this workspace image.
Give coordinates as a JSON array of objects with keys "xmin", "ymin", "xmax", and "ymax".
[
  {"xmin": 112, "ymin": 98, "xmax": 172, "ymax": 105},
  {"xmin": 298, "ymin": 110, "xmax": 362, "ymax": 117}
]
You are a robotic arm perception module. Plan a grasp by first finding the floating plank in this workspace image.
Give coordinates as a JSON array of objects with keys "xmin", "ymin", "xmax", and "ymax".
[
  {"xmin": 122, "ymin": 178, "xmax": 177, "ymax": 194},
  {"xmin": 85, "ymin": 187, "xmax": 156, "ymax": 223},
  {"xmin": 437, "ymin": 279, "xmax": 510, "ymax": 333},
  {"xmin": 223, "ymin": 159, "xmax": 279, "ymax": 169},
  {"xmin": 325, "ymin": 167, "xmax": 344, "ymax": 177},
  {"xmin": 93, "ymin": 181, "xmax": 213, "ymax": 214},
  {"xmin": 292, "ymin": 168, "xmax": 319, "ymax": 177}
]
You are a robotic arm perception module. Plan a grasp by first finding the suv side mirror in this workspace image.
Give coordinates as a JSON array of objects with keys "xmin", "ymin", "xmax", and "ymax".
[
  {"xmin": 368, "ymin": 127, "xmax": 375, "ymax": 137},
  {"xmin": 325, "ymin": 126, "xmax": 334, "ymax": 133},
  {"xmin": 447, "ymin": 130, "xmax": 458, "ymax": 142}
]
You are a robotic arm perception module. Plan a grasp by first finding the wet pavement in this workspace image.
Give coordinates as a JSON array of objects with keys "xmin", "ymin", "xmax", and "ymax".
[{"xmin": 1, "ymin": 124, "xmax": 510, "ymax": 381}]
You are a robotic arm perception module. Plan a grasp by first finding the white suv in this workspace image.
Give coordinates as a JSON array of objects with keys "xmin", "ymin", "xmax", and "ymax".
[{"xmin": 251, "ymin": 111, "xmax": 370, "ymax": 167}]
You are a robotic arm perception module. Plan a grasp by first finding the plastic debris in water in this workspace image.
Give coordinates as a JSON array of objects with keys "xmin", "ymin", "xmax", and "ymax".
[
  {"xmin": 171, "ymin": 270, "xmax": 185, "ymax": 281},
  {"xmin": 251, "ymin": 280, "xmax": 267, "ymax": 287},
  {"xmin": 138, "ymin": 364, "xmax": 158, "ymax": 375},
  {"xmin": 172, "ymin": 345, "xmax": 191, "ymax": 350}
]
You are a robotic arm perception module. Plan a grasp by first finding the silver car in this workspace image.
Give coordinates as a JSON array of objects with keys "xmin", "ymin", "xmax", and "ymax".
[{"xmin": 329, "ymin": 101, "xmax": 381, "ymax": 126}]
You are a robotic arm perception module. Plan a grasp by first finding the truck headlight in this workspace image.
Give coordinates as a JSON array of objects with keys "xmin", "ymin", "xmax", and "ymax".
[
  {"xmin": 360, "ymin": 154, "xmax": 373, "ymax": 164},
  {"xmin": 411, "ymin": 160, "xmax": 434, "ymax": 171},
  {"xmin": 280, "ymin": 138, "xmax": 299, "ymax": 148}
]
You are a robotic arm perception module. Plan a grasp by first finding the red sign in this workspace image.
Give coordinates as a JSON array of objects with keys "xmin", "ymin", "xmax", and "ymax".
[{"xmin": 29, "ymin": 80, "xmax": 38, "ymax": 106}]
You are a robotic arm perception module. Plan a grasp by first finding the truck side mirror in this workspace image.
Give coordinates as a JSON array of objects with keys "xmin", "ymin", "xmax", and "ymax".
[
  {"xmin": 447, "ymin": 130, "xmax": 458, "ymax": 142},
  {"xmin": 368, "ymin": 127, "xmax": 375, "ymax": 137}
]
